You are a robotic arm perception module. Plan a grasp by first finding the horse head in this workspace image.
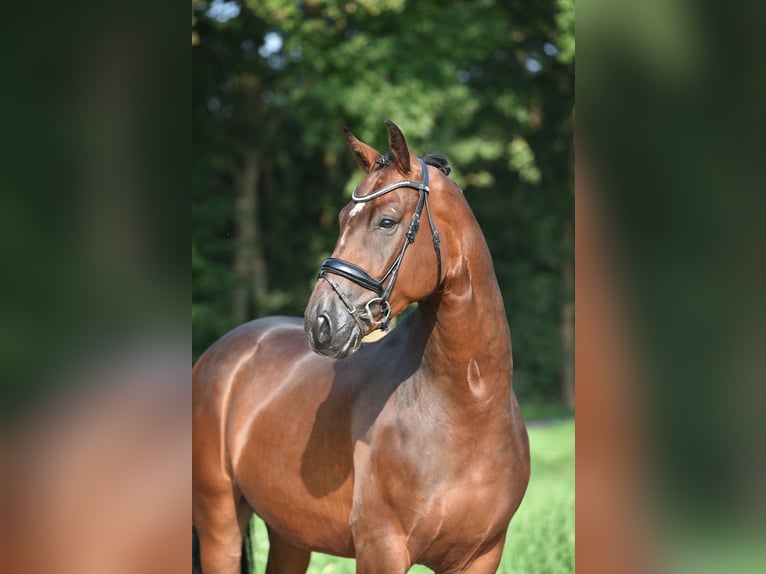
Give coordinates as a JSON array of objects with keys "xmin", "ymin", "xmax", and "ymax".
[{"xmin": 304, "ymin": 120, "xmax": 445, "ymax": 359}]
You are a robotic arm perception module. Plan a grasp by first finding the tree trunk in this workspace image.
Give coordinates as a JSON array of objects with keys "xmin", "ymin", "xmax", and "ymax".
[
  {"xmin": 232, "ymin": 151, "xmax": 268, "ymax": 322},
  {"xmin": 561, "ymin": 217, "xmax": 575, "ymax": 409}
]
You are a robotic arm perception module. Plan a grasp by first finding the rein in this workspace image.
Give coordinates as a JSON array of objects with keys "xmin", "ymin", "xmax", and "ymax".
[{"xmin": 318, "ymin": 158, "xmax": 442, "ymax": 332}]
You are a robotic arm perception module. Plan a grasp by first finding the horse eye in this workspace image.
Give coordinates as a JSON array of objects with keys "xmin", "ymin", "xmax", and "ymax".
[{"xmin": 377, "ymin": 218, "xmax": 398, "ymax": 230}]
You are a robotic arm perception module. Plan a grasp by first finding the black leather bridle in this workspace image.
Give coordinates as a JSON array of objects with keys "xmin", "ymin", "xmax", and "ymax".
[{"xmin": 318, "ymin": 158, "xmax": 442, "ymax": 332}]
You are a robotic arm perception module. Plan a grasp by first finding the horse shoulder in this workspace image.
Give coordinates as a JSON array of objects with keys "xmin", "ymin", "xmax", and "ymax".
[
  {"xmin": 193, "ymin": 317, "xmax": 303, "ymax": 405},
  {"xmin": 192, "ymin": 316, "xmax": 312, "ymax": 472}
]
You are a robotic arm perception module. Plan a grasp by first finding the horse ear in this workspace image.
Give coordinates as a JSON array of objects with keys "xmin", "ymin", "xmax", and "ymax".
[
  {"xmin": 385, "ymin": 120, "xmax": 411, "ymax": 174},
  {"xmin": 343, "ymin": 128, "xmax": 382, "ymax": 172}
]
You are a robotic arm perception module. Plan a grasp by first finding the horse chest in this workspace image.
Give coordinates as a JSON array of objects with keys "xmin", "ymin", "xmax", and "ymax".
[
  {"xmin": 353, "ymin": 399, "xmax": 517, "ymax": 537},
  {"xmin": 350, "ymin": 416, "xmax": 516, "ymax": 569}
]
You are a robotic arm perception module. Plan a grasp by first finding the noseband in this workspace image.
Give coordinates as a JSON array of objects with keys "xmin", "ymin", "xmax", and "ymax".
[{"xmin": 318, "ymin": 158, "xmax": 442, "ymax": 332}]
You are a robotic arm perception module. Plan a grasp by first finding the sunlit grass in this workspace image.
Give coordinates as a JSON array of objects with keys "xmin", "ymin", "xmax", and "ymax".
[
  {"xmin": 246, "ymin": 418, "xmax": 574, "ymax": 573},
  {"xmin": 502, "ymin": 419, "xmax": 574, "ymax": 574}
]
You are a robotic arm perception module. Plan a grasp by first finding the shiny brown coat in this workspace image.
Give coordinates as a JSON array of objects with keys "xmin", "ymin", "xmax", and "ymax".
[{"xmin": 192, "ymin": 122, "xmax": 530, "ymax": 573}]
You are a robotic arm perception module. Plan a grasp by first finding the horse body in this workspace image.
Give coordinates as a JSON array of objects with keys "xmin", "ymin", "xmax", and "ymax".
[{"xmin": 193, "ymin": 122, "xmax": 530, "ymax": 573}]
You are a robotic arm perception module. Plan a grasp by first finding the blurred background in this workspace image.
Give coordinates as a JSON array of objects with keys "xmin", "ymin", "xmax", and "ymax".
[
  {"xmin": 579, "ymin": 1, "xmax": 766, "ymax": 573},
  {"xmin": 0, "ymin": 2, "xmax": 187, "ymax": 572},
  {"xmin": 192, "ymin": 0, "xmax": 575, "ymax": 416}
]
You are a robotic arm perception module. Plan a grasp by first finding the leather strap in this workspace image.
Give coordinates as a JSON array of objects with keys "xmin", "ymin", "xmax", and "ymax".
[{"xmin": 319, "ymin": 258, "xmax": 384, "ymax": 297}]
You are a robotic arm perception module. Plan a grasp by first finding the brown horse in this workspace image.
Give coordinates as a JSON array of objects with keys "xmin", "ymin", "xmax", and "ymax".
[{"xmin": 192, "ymin": 121, "xmax": 530, "ymax": 573}]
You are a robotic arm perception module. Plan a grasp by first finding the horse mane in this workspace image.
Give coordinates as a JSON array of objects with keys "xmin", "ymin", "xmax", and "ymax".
[
  {"xmin": 422, "ymin": 153, "xmax": 451, "ymax": 176},
  {"xmin": 374, "ymin": 151, "xmax": 451, "ymax": 176}
]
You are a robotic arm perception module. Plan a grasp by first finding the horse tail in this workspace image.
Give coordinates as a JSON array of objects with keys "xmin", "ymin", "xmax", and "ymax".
[
  {"xmin": 192, "ymin": 525, "xmax": 202, "ymax": 574},
  {"xmin": 241, "ymin": 518, "xmax": 253, "ymax": 574}
]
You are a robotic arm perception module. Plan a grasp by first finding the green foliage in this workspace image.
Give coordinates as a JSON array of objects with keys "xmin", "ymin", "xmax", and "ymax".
[
  {"xmin": 555, "ymin": 0, "xmax": 576, "ymax": 64},
  {"xmin": 192, "ymin": 0, "xmax": 574, "ymax": 404},
  {"xmin": 245, "ymin": 419, "xmax": 575, "ymax": 573}
]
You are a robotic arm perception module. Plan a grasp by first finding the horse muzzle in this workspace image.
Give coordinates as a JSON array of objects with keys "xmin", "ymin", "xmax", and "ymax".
[{"xmin": 304, "ymin": 297, "xmax": 363, "ymax": 359}]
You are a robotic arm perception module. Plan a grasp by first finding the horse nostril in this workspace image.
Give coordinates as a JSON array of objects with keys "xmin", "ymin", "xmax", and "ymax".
[{"xmin": 317, "ymin": 313, "xmax": 332, "ymax": 345}]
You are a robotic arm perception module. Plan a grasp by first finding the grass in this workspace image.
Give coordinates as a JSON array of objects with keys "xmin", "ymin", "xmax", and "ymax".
[{"xmin": 246, "ymin": 418, "xmax": 574, "ymax": 573}]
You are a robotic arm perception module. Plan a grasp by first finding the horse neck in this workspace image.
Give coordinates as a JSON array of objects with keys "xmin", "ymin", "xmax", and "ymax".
[{"xmin": 413, "ymin": 196, "xmax": 513, "ymax": 403}]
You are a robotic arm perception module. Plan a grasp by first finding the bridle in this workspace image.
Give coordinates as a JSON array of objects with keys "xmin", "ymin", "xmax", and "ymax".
[{"xmin": 318, "ymin": 158, "xmax": 442, "ymax": 333}]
